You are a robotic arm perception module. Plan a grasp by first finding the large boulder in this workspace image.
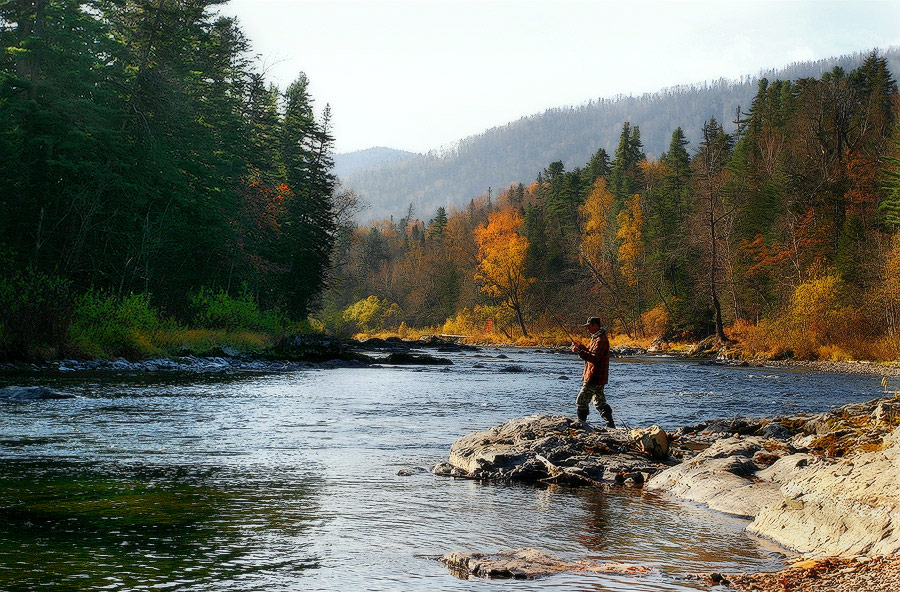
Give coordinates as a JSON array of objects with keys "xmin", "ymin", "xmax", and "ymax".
[
  {"xmin": 747, "ymin": 425, "xmax": 900, "ymax": 557},
  {"xmin": 646, "ymin": 436, "xmax": 787, "ymax": 518},
  {"xmin": 433, "ymin": 414, "xmax": 668, "ymax": 484}
]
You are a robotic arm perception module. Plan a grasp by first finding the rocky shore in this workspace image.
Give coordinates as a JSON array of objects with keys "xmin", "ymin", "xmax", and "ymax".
[
  {"xmin": 432, "ymin": 396, "xmax": 900, "ymax": 588},
  {"xmin": 0, "ymin": 335, "xmax": 470, "ymax": 375}
]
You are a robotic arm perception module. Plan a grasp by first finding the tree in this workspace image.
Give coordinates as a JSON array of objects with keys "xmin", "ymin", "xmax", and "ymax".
[
  {"xmin": 577, "ymin": 177, "xmax": 629, "ymax": 331},
  {"xmin": 609, "ymin": 122, "xmax": 645, "ymax": 204},
  {"xmin": 279, "ymin": 76, "xmax": 337, "ymax": 316},
  {"xmin": 691, "ymin": 118, "xmax": 734, "ymax": 342},
  {"xmin": 616, "ymin": 193, "xmax": 645, "ymax": 335},
  {"xmin": 474, "ymin": 209, "xmax": 534, "ymax": 337}
]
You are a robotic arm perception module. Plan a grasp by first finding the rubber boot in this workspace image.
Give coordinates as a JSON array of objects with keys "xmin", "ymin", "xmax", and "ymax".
[
  {"xmin": 602, "ymin": 404, "xmax": 615, "ymax": 428},
  {"xmin": 577, "ymin": 408, "xmax": 588, "ymax": 422}
]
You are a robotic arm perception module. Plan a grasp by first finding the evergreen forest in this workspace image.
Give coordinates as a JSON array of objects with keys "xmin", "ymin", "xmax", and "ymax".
[{"xmin": 0, "ymin": 0, "xmax": 343, "ymax": 359}]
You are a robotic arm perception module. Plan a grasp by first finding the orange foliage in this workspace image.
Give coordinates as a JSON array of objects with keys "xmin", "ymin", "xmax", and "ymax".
[{"xmin": 473, "ymin": 210, "xmax": 534, "ymax": 305}]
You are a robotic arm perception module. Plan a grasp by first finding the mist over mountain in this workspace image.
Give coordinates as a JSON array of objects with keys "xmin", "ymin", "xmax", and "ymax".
[
  {"xmin": 333, "ymin": 146, "xmax": 418, "ymax": 179},
  {"xmin": 338, "ymin": 48, "xmax": 900, "ymax": 223}
]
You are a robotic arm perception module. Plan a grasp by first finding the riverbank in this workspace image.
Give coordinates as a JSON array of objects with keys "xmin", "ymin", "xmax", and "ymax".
[
  {"xmin": 433, "ymin": 395, "xmax": 900, "ymax": 588},
  {"xmin": 722, "ymin": 555, "xmax": 900, "ymax": 592}
]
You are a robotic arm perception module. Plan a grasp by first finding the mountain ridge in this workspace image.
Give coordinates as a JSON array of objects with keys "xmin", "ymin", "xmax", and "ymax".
[{"xmin": 339, "ymin": 48, "xmax": 900, "ymax": 224}]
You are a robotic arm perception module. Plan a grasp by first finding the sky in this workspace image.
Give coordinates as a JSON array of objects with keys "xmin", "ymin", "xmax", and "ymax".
[{"xmin": 221, "ymin": 0, "xmax": 900, "ymax": 155}]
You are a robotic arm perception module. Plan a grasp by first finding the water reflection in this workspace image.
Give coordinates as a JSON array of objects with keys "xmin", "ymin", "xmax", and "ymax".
[
  {"xmin": 0, "ymin": 352, "xmax": 883, "ymax": 590},
  {"xmin": 0, "ymin": 459, "xmax": 322, "ymax": 591}
]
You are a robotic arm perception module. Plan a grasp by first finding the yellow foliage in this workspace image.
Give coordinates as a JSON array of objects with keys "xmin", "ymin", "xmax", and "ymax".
[
  {"xmin": 616, "ymin": 193, "xmax": 644, "ymax": 286},
  {"xmin": 579, "ymin": 177, "xmax": 616, "ymax": 274},
  {"xmin": 342, "ymin": 295, "xmax": 401, "ymax": 332}
]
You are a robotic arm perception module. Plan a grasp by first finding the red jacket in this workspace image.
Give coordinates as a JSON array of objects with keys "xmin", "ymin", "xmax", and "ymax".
[{"xmin": 579, "ymin": 330, "xmax": 610, "ymax": 385}]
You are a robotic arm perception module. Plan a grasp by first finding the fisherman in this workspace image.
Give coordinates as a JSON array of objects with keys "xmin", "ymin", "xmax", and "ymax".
[{"xmin": 570, "ymin": 316, "xmax": 615, "ymax": 427}]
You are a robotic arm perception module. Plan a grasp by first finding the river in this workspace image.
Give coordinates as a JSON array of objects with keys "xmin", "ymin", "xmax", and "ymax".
[{"xmin": 0, "ymin": 348, "xmax": 886, "ymax": 591}]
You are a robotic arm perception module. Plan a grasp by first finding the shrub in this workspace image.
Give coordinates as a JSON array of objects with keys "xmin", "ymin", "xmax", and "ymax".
[
  {"xmin": 641, "ymin": 303, "xmax": 671, "ymax": 338},
  {"xmin": 0, "ymin": 267, "xmax": 74, "ymax": 360},
  {"xmin": 189, "ymin": 287, "xmax": 287, "ymax": 334},
  {"xmin": 341, "ymin": 295, "xmax": 401, "ymax": 333},
  {"xmin": 68, "ymin": 291, "xmax": 166, "ymax": 359}
]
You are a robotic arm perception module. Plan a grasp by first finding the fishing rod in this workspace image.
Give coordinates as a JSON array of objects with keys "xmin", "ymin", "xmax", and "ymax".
[{"xmin": 533, "ymin": 288, "xmax": 582, "ymax": 347}]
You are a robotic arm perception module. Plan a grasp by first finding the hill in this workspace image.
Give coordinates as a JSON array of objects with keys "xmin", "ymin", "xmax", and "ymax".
[
  {"xmin": 333, "ymin": 146, "xmax": 418, "ymax": 179},
  {"xmin": 338, "ymin": 48, "xmax": 900, "ymax": 223}
]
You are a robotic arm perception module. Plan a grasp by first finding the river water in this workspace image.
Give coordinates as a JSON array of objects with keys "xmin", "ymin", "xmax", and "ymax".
[{"xmin": 0, "ymin": 349, "xmax": 886, "ymax": 591}]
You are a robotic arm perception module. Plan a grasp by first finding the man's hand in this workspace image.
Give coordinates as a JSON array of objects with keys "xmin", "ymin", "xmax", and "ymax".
[{"xmin": 570, "ymin": 341, "xmax": 585, "ymax": 353}]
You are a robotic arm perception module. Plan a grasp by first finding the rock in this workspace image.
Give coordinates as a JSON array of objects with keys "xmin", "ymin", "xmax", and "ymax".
[
  {"xmin": 439, "ymin": 548, "xmax": 650, "ymax": 580},
  {"xmin": 436, "ymin": 414, "xmax": 666, "ymax": 484},
  {"xmin": 630, "ymin": 425, "xmax": 669, "ymax": 458},
  {"xmin": 747, "ymin": 424, "xmax": 900, "ymax": 557},
  {"xmin": 397, "ymin": 466, "xmax": 429, "ymax": 476},
  {"xmin": 498, "ymin": 365, "xmax": 527, "ymax": 373},
  {"xmin": 646, "ymin": 436, "xmax": 781, "ymax": 518},
  {"xmin": 874, "ymin": 400, "xmax": 900, "ymax": 427},
  {"xmin": 383, "ymin": 352, "xmax": 452, "ymax": 365},
  {"xmin": 0, "ymin": 386, "xmax": 74, "ymax": 400},
  {"xmin": 758, "ymin": 422, "xmax": 795, "ymax": 440}
]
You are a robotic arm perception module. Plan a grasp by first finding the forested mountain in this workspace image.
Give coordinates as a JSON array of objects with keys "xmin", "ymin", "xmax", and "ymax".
[
  {"xmin": 326, "ymin": 51, "xmax": 900, "ymax": 361},
  {"xmin": 341, "ymin": 48, "xmax": 900, "ymax": 223}
]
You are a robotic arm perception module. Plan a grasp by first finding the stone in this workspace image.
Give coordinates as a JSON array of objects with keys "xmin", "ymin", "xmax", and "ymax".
[
  {"xmin": 439, "ymin": 548, "xmax": 650, "ymax": 580},
  {"xmin": 435, "ymin": 414, "xmax": 667, "ymax": 484},
  {"xmin": 630, "ymin": 425, "xmax": 669, "ymax": 458},
  {"xmin": 0, "ymin": 386, "xmax": 74, "ymax": 400},
  {"xmin": 383, "ymin": 352, "xmax": 452, "ymax": 365},
  {"xmin": 646, "ymin": 436, "xmax": 781, "ymax": 518},
  {"xmin": 748, "ymin": 425, "xmax": 900, "ymax": 557}
]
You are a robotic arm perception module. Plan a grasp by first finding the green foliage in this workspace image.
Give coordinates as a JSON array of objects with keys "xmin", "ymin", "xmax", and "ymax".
[
  {"xmin": 0, "ymin": 265, "xmax": 73, "ymax": 360},
  {"xmin": 189, "ymin": 287, "xmax": 288, "ymax": 334},
  {"xmin": 68, "ymin": 291, "xmax": 166, "ymax": 359},
  {"xmin": 0, "ymin": 1, "xmax": 338, "ymax": 332},
  {"xmin": 342, "ymin": 295, "xmax": 401, "ymax": 333}
]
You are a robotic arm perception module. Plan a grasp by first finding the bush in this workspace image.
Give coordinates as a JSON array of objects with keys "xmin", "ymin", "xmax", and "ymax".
[
  {"xmin": 641, "ymin": 303, "xmax": 671, "ymax": 338},
  {"xmin": 341, "ymin": 295, "xmax": 401, "ymax": 333},
  {"xmin": 0, "ymin": 267, "xmax": 74, "ymax": 360},
  {"xmin": 68, "ymin": 291, "xmax": 167, "ymax": 359},
  {"xmin": 189, "ymin": 287, "xmax": 287, "ymax": 334}
]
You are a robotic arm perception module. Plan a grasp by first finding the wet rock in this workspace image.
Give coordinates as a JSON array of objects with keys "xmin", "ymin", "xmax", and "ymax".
[
  {"xmin": 273, "ymin": 334, "xmax": 372, "ymax": 364},
  {"xmin": 0, "ymin": 386, "xmax": 74, "ymax": 400},
  {"xmin": 439, "ymin": 548, "xmax": 651, "ymax": 580},
  {"xmin": 498, "ymin": 365, "xmax": 527, "ymax": 373},
  {"xmin": 435, "ymin": 414, "xmax": 667, "ymax": 484},
  {"xmin": 416, "ymin": 335, "xmax": 478, "ymax": 352},
  {"xmin": 397, "ymin": 466, "xmax": 429, "ymax": 476},
  {"xmin": 383, "ymin": 352, "xmax": 452, "ymax": 365}
]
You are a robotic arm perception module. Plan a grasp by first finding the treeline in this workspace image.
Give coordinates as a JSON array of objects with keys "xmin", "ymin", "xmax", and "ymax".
[
  {"xmin": 327, "ymin": 52, "xmax": 900, "ymax": 360},
  {"xmin": 0, "ymin": 1, "xmax": 342, "ymax": 358},
  {"xmin": 341, "ymin": 49, "xmax": 900, "ymax": 223}
]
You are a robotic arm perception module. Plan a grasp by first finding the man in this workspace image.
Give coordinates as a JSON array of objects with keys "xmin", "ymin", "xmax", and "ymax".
[{"xmin": 570, "ymin": 317, "xmax": 615, "ymax": 427}]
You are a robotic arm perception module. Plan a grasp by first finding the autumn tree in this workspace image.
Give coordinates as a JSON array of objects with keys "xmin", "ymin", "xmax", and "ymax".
[
  {"xmin": 616, "ymin": 193, "xmax": 645, "ymax": 335},
  {"xmin": 577, "ymin": 177, "xmax": 629, "ymax": 330},
  {"xmin": 474, "ymin": 209, "xmax": 535, "ymax": 337}
]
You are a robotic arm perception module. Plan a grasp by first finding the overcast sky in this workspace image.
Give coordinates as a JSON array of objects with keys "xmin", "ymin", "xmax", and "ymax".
[{"xmin": 221, "ymin": 0, "xmax": 900, "ymax": 155}]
